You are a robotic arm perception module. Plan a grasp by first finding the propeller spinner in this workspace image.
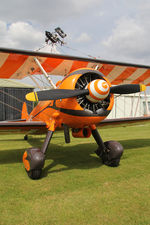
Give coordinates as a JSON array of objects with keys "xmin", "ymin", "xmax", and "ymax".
[{"xmin": 86, "ymin": 79, "xmax": 110, "ymax": 103}]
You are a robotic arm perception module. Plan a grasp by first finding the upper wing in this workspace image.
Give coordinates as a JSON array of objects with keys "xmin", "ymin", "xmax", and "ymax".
[{"xmin": 0, "ymin": 47, "xmax": 150, "ymax": 85}]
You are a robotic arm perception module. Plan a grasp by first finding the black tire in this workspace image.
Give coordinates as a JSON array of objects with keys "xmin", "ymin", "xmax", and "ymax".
[
  {"xmin": 102, "ymin": 141, "xmax": 124, "ymax": 167},
  {"xmin": 27, "ymin": 169, "xmax": 42, "ymax": 180}
]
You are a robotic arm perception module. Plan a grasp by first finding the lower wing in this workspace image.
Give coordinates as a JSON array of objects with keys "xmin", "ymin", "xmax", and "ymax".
[
  {"xmin": 0, "ymin": 120, "xmax": 47, "ymax": 135},
  {"xmin": 0, "ymin": 116, "xmax": 150, "ymax": 135},
  {"xmin": 100, "ymin": 116, "xmax": 150, "ymax": 128}
]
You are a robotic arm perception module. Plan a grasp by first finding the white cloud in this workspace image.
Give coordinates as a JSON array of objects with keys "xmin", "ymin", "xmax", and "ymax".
[
  {"xmin": 0, "ymin": 0, "xmax": 150, "ymax": 66},
  {"xmin": 101, "ymin": 13, "xmax": 150, "ymax": 64},
  {"xmin": 76, "ymin": 33, "xmax": 91, "ymax": 43},
  {"xmin": 0, "ymin": 0, "xmax": 103, "ymax": 51},
  {"xmin": 0, "ymin": 21, "xmax": 7, "ymax": 35},
  {"xmin": 0, "ymin": 0, "xmax": 102, "ymax": 25},
  {"xmin": 103, "ymin": 17, "xmax": 143, "ymax": 50},
  {"xmin": 0, "ymin": 21, "xmax": 44, "ymax": 49},
  {"xmin": 71, "ymin": 0, "xmax": 100, "ymax": 13}
]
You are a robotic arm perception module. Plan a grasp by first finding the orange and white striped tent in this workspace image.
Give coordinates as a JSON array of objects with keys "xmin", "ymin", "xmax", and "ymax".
[{"xmin": 0, "ymin": 47, "xmax": 150, "ymax": 85}]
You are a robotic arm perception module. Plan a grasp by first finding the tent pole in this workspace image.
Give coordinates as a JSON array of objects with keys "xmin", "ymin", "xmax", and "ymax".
[
  {"xmin": 134, "ymin": 93, "xmax": 141, "ymax": 117},
  {"xmin": 144, "ymin": 91, "xmax": 150, "ymax": 115}
]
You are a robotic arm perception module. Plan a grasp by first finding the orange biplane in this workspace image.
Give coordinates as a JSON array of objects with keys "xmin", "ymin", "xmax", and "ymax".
[{"xmin": 0, "ymin": 47, "xmax": 150, "ymax": 179}]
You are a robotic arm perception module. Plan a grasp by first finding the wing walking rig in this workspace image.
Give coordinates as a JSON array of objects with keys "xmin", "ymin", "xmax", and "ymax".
[{"xmin": 0, "ymin": 47, "xmax": 150, "ymax": 179}]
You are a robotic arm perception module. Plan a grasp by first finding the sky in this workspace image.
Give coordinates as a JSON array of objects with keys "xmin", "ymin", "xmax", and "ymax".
[{"xmin": 1, "ymin": 0, "xmax": 150, "ymax": 66}]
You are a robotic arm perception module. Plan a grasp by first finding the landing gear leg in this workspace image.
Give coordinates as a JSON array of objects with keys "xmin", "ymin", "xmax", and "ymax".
[
  {"xmin": 24, "ymin": 134, "xmax": 28, "ymax": 140},
  {"xmin": 23, "ymin": 130, "xmax": 53, "ymax": 179},
  {"xmin": 91, "ymin": 125, "xmax": 124, "ymax": 167},
  {"xmin": 63, "ymin": 124, "xmax": 70, "ymax": 144}
]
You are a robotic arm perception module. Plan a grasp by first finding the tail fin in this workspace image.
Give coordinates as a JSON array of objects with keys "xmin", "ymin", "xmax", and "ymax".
[{"xmin": 21, "ymin": 102, "xmax": 29, "ymax": 120}]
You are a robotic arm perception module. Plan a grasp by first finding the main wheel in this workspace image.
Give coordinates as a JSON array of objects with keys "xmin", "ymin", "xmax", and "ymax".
[
  {"xmin": 27, "ymin": 169, "xmax": 42, "ymax": 180},
  {"xmin": 23, "ymin": 148, "xmax": 45, "ymax": 179},
  {"xmin": 101, "ymin": 141, "xmax": 124, "ymax": 167}
]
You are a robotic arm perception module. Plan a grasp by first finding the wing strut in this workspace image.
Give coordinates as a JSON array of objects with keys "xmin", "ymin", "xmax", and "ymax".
[
  {"xmin": 34, "ymin": 57, "xmax": 56, "ymax": 89},
  {"xmin": 28, "ymin": 74, "xmax": 43, "ymax": 90}
]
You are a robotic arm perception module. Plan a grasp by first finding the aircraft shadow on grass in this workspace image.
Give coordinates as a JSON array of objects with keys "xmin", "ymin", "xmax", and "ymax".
[
  {"xmin": 119, "ymin": 139, "xmax": 150, "ymax": 150},
  {"xmin": 0, "ymin": 137, "xmax": 150, "ymax": 177},
  {"xmin": 0, "ymin": 137, "xmax": 102, "ymax": 172}
]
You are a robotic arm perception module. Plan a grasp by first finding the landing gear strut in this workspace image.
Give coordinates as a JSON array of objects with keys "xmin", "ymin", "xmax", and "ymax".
[
  {"xmin": 91, "ymin": 127, "xmax": 124, "ymax": 167},
  {"xmin": 23, "ymin": 130, "xmax": 53, "ymax": 179}
]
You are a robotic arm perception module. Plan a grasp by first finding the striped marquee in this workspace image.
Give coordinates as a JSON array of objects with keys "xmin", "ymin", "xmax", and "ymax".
[{"xmin": 0, "ymin": 47, "xmax": 150, "ymax": 85}]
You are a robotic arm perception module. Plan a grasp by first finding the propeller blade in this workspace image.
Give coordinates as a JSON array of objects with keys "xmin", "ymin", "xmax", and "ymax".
[
  {"xmin": 26, "ymin": 89, "xmax": 89, "ymax": 101},
  {"xmin": 110, "ymin": 84, "xmax": 146, "ymax": 94}
]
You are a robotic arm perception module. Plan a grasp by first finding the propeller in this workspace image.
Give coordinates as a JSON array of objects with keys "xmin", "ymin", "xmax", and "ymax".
[
  {"xmin": 110, "ymin": 84, "xmax": 146, "ymax": 94},
  {"xmin": 26, "ymin": 89, "xmax": 89, "ymax": 101},
  {"xmin": 26, "ymin": 82, "xmax": 146, "ymax": 102}
]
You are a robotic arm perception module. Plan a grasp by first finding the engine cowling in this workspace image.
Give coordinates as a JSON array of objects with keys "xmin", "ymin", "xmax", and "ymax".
[{"xmin": 55, "ymin": 68, "xmax": 114, "ymax": 128}]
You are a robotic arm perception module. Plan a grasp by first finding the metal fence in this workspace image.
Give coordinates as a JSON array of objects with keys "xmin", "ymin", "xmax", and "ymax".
[{"xmin": 0, "ymin": 88, "xmax": 33, "ymax": 121}]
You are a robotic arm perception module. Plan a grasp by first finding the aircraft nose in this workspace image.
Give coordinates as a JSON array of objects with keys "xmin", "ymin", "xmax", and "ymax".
[{"xmin": 86, "ymin": 79, "xmax": 110, "ymax": 103}]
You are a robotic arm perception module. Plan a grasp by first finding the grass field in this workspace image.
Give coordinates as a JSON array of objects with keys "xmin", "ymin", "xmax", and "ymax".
[{"xmin": 0, "ymin": 124, "xmax": 150, "ymax": 225}]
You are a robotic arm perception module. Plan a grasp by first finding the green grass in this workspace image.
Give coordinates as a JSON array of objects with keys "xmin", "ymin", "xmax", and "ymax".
[{"xmin": 0, "ymin": 124, "xmax": 150, "ymax": 225}]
